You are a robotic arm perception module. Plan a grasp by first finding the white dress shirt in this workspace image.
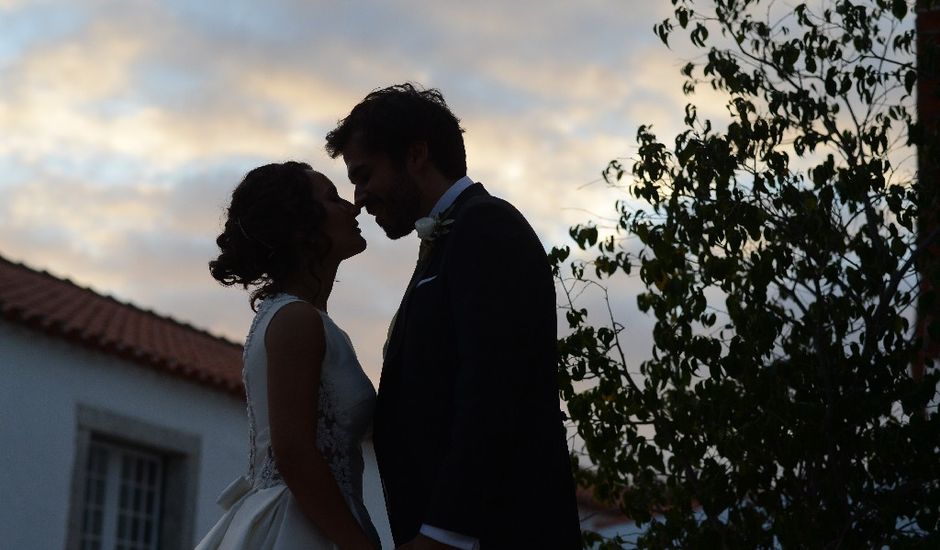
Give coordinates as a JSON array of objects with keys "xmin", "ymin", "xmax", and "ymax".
[
  {"xmin": 427, "ymin": 175, "xmax": 474, "ymax": 219},
  {"xmin": 415, "ymin": 175, "xmax": 480, "ymax": 550}
]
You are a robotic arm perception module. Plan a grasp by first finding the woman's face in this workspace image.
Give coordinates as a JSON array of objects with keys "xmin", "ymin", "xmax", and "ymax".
[{"xmin": 309, "ymin": 170, "xmax": 367, "ymax": 263}]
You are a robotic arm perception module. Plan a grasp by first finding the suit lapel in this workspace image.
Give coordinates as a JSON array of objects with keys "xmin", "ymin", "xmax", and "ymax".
[{"xmin": 381, "ymin": 183, "xmax": 489, "ymax": 371}]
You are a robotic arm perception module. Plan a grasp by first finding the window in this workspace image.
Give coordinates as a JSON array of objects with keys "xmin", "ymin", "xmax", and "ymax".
[
  {"xmin": 79, "ymin": 439, "xmax": 164, "ymax": 550},
  {"xmin": 67, "ymin": 406, "xmax": 201, "ymax": 550}
]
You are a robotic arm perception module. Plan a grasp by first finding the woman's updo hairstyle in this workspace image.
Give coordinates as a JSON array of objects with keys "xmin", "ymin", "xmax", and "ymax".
[{"xmin": 209, "ymin": 161, "xmax": 331, "ymax": 310}]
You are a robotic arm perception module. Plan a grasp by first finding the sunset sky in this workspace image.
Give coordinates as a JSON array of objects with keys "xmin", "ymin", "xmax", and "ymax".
[{"xmin": 0, "ymin": 0, "xmax": 723, "ymax": 382}]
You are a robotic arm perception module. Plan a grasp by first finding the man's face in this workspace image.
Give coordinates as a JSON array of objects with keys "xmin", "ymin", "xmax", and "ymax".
[{"xmin": 343, "ymin": 135, "xmax": 422, "ymax": 240}]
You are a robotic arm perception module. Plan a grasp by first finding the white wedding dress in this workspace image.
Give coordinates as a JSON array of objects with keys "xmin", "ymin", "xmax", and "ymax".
[{"xmin": 196, "ymin": 293, "xmax": 381, "ymax": 550}]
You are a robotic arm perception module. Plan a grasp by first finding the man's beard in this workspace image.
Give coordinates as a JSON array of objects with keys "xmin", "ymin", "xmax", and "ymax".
[{"xmin": 378, "ymin": 171, "xmax": 423, "ymax": 240}]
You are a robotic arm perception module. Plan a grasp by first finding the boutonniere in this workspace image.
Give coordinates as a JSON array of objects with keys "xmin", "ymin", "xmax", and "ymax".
[{"xmin": 415, "ymin": 208, "xmax": 455, "ymax": 262}]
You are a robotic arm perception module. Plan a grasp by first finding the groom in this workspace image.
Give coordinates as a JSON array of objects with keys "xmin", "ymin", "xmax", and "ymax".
[{"xmin": 326, "ymin": 84, "xmax": 581, "ymax": 549}]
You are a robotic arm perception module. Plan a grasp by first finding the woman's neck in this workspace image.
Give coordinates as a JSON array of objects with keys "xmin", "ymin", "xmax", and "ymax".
[{"xmin": 282, "ymin": 262, "xmax": 337, "ymax": 312}]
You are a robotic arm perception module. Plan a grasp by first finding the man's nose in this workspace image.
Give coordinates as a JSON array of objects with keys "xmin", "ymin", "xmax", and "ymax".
[{"xmin": 354, "ymin": 186, "xmax": 367, "ymax": 209}]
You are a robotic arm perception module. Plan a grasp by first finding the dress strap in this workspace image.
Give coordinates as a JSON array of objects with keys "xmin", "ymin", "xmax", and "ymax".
[
  {"xmin": 243, "ymin": 292, "xmax": 307, "ymax": 483},
  {"xmin": 243, "ymin": 293, "xmax": 306, "ymax": 353}
]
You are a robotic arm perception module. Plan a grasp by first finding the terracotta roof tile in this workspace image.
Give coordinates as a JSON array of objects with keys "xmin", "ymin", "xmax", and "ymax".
[{"xmin": 0, "ymin": 254, "xmax": 244, "ymax": 396}]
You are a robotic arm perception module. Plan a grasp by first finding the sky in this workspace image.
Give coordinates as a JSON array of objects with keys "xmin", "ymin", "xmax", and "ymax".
[{"xmin": 0, "ymin": 0, "xmax": 717, "ymax": 383}]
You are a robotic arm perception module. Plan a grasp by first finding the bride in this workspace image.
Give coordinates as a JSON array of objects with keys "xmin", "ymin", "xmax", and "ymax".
[{"xmin": 197, "ymin": 161, "xmax": 380, "ymax": 550}]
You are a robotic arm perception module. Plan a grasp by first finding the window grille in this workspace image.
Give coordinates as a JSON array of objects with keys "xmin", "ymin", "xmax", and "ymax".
[{"xmin": 79, "ymin": 439, "xmax": 163, "ymax": 550}]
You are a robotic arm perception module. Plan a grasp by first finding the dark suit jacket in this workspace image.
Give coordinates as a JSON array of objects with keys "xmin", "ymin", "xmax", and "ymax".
[{"xmin": 373, "ymin": 183, "xmax": 581, "ymax": 549}]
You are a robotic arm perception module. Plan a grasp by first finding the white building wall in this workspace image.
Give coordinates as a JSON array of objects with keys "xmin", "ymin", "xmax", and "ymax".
[{"xmin": 0, "ymin": 320, "xmax": 392, "ymax": 549}]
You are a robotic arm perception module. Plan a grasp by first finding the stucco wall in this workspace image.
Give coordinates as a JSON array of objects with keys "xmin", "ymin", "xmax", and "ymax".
[{"xmin": 0, "ymin": 320, "xmax": 392, "ymax": 548}]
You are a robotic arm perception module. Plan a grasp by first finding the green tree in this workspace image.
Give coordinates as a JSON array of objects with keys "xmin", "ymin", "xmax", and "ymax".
[{"xmin": 554, "ymin": 1, "xmax": 940, "ymax": 547}]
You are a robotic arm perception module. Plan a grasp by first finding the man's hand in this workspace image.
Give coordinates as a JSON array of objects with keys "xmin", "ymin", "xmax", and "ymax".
[{"xmin": 396, "ymin": 534, "xmax": 459, "ymax": 550}]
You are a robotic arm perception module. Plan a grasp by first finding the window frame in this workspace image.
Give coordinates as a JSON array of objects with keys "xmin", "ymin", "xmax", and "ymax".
[{"xmin": 66, "ymin": 405, "xmax": 201, "ymax": 550}]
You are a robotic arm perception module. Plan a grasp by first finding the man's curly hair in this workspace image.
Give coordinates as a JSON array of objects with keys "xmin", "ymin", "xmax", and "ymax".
[{"xmin": 325, "ymin": 83, "xmax": 467, "ymax": 181}]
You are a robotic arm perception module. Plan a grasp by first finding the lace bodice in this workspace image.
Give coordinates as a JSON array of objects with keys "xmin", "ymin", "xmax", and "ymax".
[{"xmin": 241, "ymin": 293, "xmax": 376, "ymax": 498}]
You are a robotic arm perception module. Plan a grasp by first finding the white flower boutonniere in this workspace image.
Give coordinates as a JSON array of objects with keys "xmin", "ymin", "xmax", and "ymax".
[
  {"xmin": 415, "ymin": 210, "xmax": 455, "ymax": 261},
  {"xmin": 414, "ymin": 217, "xmax": 437, "ymax": 240}
]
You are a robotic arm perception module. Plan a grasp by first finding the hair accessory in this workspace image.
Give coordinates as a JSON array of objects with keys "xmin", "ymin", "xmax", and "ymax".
[
  {"xmin": 236, "ymin": 217, "xmax": 251, "ymax": 240},
  {"xmin": 235, "ymin": 217, "xmax": 276, "ymax": 256}
]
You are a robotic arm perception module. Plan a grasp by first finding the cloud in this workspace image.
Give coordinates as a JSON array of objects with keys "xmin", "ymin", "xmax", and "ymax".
[
  {"xmin": 0, "ymin": 4, "xmax": 323, "ymax": 169},
  {"xmin": 0, "ymin": 0, "xmax": 30, "ymax": 9},
  {"xmin": 3, "ymin": 180, "xmax": 159, "ymax": 254},
  {"xmin": 0, "ymin": 0, "xmax": 708, "ymax": 383}
]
